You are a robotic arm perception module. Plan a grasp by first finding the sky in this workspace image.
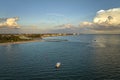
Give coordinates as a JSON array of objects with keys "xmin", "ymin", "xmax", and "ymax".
[{"xmin": 0, "ymin": 0, "xmax": 120, "ymax": 34}]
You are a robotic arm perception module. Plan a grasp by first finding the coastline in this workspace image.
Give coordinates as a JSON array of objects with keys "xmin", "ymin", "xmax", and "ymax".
[
  {"xmin": 0, "ymin": 34, "xmax": 74, "ymax": 46},
  {"xmin": 0, "ymin": 39, "xmax": 42, "ymax": 46}
]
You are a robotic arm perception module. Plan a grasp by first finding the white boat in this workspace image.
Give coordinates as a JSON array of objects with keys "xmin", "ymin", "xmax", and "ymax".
[{"xmin": 55, "ymin": 62, "xmax": 61, "ymax": 68}]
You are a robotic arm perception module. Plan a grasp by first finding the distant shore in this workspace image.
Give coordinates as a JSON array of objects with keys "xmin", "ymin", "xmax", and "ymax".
[
  {"xmin": 0, "ymin": 39, "xmax": 42, "ymax": 46},
  {"xmin": 0, "ymin": 33, "xmax": 75, "ymax": 45}
]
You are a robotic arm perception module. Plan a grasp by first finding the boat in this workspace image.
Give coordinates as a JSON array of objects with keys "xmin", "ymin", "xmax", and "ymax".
[{"xmin": 55, "ymin": 62, "xmax": 61, "ymax": 68}]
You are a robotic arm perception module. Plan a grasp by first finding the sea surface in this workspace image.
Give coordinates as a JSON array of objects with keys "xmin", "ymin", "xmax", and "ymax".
[{"xmin": 0, "ymin": 34, "xmax": 120, "ymax": 80}]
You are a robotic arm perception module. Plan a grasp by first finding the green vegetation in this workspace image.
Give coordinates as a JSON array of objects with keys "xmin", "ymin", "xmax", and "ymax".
[
  {"xmin": 0, "ymin": 33, "xmax": 74, "ymax": 43},
  {"xmin": 0, "ymin": 34, "xmax": 32, "ymax": 43}
]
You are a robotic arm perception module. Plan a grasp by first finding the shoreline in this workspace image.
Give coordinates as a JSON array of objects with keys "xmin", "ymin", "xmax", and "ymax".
[
  {"xmin": 0, "ymin": 35, "xmax": 74, "ymax": 46},
  {"xmin": 0, "ymin": 39, "xmax": 42, "ymax": 46}
]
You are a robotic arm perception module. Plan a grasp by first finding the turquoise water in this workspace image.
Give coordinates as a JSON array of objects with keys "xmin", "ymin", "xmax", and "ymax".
[{"xmin": 0, "ymin": 34, "xmax": 120, "ymax": 80}]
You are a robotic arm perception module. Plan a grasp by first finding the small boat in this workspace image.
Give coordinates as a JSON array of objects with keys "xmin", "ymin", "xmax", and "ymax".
[{"xmin": 55, "ymin": 62, "xmax": 61, "ymax": 68}]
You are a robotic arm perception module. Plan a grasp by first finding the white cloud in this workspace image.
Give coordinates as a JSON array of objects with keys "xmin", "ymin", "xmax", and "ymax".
[
  {"xmin": 79, "ymin": 8, "xmax": 120, "ymax": 32},
  {"xmin": 97, "ymin": 10, "xmax": 105, "ymax": 14},
  {"xmin": 80, "ymin": 22, "xmax": 93, "ymax": 28},
  {"xmin": 0, "ymin": 17, "xmax": 20, "ymax": 28},
  {"xmin": 56, "ymin": 23, "xmax": 74, "ymax": 29},
  {"xmin": 63, "ymin": 24, "xmax": 73, "ymax": 28},
  {"xmin": 94, "ymin": 8, "xmax": 120, "ymax": 26}
]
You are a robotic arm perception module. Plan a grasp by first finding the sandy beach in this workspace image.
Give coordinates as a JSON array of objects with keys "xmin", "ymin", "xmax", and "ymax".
[{"xmin": 0, "ymin": 39, "xmax": 42, "ymax": 46}]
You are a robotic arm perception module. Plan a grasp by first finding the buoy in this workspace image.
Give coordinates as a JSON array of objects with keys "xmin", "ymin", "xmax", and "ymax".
[{"xmin": 55, "ymin": 62, "xmax": 61, "ymax": 68}]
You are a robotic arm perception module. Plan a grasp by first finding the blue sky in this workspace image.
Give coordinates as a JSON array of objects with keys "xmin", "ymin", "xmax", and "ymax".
[{"xmin": 0, "ymin": 0, "xmax": 120, "ymax": 33}]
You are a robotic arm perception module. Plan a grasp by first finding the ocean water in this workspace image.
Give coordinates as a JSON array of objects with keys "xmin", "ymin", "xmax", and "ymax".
[{"xmin": 0, "ymin": 34, "xmax": 120, "ymax": 80}]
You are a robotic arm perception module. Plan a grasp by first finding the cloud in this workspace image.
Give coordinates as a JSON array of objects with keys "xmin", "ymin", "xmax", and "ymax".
[
  {"xmin": 94, "ymin": 8, "xmax": 120, "ymax": 26},
  {"xmin": 53, "ymin": 8, "xmax": 120, "ymax": 34},
  {"xmin": 57, "ymin": 24, "xmax": 74, "ymax": 29},
  {"xmin": 80, "ymin": 8, "xmax": 120, "ymax": 31},
  {"xmin": 43, "ymin": 8, "xmax": 120, "ymax": 34},
  {"xmin": 0, "ymin": 17, "xmax": 20, "ymax": 28},
  {"xmin": 79, "ymin": 22, "xmax": 93, "ymax": 28}
]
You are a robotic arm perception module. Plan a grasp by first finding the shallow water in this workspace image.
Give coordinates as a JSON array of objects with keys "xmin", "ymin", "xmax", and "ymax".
[{"xmin": 0, "ymin": 34, "xmax": 120, "ymax": 80}]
